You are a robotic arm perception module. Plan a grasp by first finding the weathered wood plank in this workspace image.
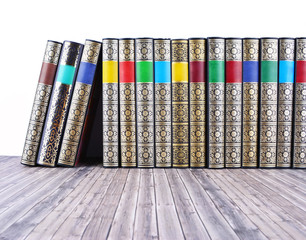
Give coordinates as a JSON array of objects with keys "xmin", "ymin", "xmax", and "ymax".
[
  {"xmin": 154, "ymin": 169, "xmax": 185, "ymax": 240},
  {"xmin": 166, "ymin": 169, "xmax": 210, "ymax": 240},
  {"xmin": 133, "ymin": 169, "xmax": 158, "ymax": 240},
  {"xmin": 267, "ymin": 169, "xmax": 306, "ymax": 191}
]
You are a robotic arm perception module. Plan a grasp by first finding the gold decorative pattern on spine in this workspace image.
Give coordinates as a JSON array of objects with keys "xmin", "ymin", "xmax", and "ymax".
[
  {"xmin": 21, "ymin": 83, "xmax": 52, "ymax": 165},
  {"xmin": 243, "ymin": 39, "xmax": 259, "ymax": 61},
  {"xmin": 279, "ymin": 39, "xmax": 294, "ymax": 61},
  {"xmin": 154, "ymin": 39, "xmax": 171, "ymax": 61},
  {"xmin": 172, "ymin": 40, "xmax": 188, "ymax": 62},
  {"xmin": 103, "ymin": 39, "xmax": 118, "ymax": 61},
  {"xmin": 136, "ymin": 39, "xmax": 153, "ymax": 61},
  {"xmin": 226, "ymin": 39, "xmax": 242, "ymax": 61},
  {"xmin": 296, "ymin": 38, "xmax": 306, "ymax": 61},
  {"xmin": 43, "ymin": 41, "xmax": 62, "ymax": 64},
  {"xmin": 81, "ymin": 40, "xmax": 101, "ymax": 64},
  {"xmin": 189, "ymin": 39, "xmax": 205, "ymax": 61},
  {"xmin": 60, "ymin": 41, "xmax": 82, "ymax": 66},
  {"xmin": 209, "ymin": 38, "xmax": 225, "ymax": 61},
  {"xmin": 261, "ymin": 39, "xmax": 278, "ymax": 61},
  {"xmin": 119, "ymin": 39, "xmax": 134, "ymax": 62}
]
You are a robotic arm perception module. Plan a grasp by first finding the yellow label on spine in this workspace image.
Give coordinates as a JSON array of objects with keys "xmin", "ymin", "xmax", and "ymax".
[
  {"xmin": 172, "ymin": 62, "xmax": 188, "ymax": 82},
  {"xmin": 103, "ymin": 61, "xmax": 118, "ymax": 83}
]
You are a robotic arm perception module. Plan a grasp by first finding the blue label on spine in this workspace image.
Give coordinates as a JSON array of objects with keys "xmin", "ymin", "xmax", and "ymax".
[
  {"xmin": 76, "ymin": 62, "xmax": 97, "ymax": 85},
  {"xmin": 243, "ymin": 61, "xmax": 259, "ymax": 83},
  {"xmin": 155, "ymin": 61, "xmax": 171, "ymax": 83},
  {"xmin": 279, "ymin": 61, "xmax": 294, "ymax": 83}
]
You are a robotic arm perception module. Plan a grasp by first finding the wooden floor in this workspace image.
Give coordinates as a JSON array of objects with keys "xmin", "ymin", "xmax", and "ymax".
[{"xmin": 0, "ymin": 156, "xmax": 305, "ymax": 240}]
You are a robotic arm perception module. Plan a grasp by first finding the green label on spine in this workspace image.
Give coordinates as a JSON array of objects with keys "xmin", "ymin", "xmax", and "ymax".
[
  {"xmin": 136, "ymin": 62, "xmax": 153, "ymax": 83},
  {"xmin": 261, "ymin": 61, "xmax": 278, "ymax": 83},
  {"xmin": 209, "ymin": 61, "xmax": 225, "ymax": 83}
]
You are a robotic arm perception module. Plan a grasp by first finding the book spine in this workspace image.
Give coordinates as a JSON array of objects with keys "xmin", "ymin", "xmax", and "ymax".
[
  {"xmin": 242, "ymin": 38, "xmax": 259, "ymax": 167},
  {"xmin": 136, "ymin": 38, "xmax": 154, "ymax": 167},
  {"xmin": 172, "ymin": 39, "xmax": 189, "ymax": 167},
  {"xmin": 189, "ymin": 39, "xmax": 206, "ymax": 167},
  {"xmin": 154, "ymin": 39, "xmax": 172, "ymax": 167},
  {"xmin": 58, "ymin": 40, "xmax": 101, "ymax": 167},
  {"xmin": 37, "ymin": 41, "xmax": 83, "ymax": 167},
  {"xmin": 119, "ymin": 39, "xmax": 137, "ymax": 167},
  {"xmin": 207, "ymin": 38, "xmax": 225, "ymax": 168},
  {"xmin": 259, "ymin": 38, "xmax": 278, "ymax": 168},
  {"xmin": 102, "ymin": 39, "xmax": 119, "ymax": 167},
  {"xmin": 293, "ymin": 38, "xmax": 306, "ymax": 168},
  {"xmin": 225, "ymin": 39, "xmax": 243, "ymax": 167},
  {"xmin": 277, "ymin": 38, "xmax": 295, "ymax": 168},
  {"xmin": 21, "ymin": 41, "xmax": 62, "ymax": 166}
]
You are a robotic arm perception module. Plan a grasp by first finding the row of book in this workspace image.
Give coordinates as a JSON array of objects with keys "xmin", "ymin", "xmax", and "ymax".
[{"xmin": 21, "ymin": 37, "xmax": 306, "ymax": 168}]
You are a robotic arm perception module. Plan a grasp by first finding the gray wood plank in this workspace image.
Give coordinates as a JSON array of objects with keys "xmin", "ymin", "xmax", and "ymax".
[
  {"xmin": 267, "ymin": 169, "xmax": 306, "ymax": 191},
  {"xmin": 153, "ymin": 169, "xmax": 185, "ymax": 240},
  {"xmin": 166, "ymin": 169, "xmax": 210, "ymax": 240},
  {"xmin": 133, "ymin": 169, "xmax": 158, "ymax": 240}
]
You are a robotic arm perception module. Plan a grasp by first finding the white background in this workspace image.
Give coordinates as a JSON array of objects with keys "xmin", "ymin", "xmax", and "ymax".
[{"xmin": 0, "ymin": 0, "xmax": 305, "ymax": 156}]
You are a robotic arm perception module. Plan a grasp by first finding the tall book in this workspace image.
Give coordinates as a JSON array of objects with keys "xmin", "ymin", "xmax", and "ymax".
[
  {"xmin": 119, "ymin": 39, "xmax": 137, "ymax": 167},
  {"xmin": 102, "ymin": 38, "xmax": 119, "ymax": 167},
  {"xmin": 136, "ymin": 38, "xmax": 154, "ymax": 167},
  {"xmin": 277, "ymin": 38, "xmax": 295, "ymax": 168},
  {"xmin": 242, "ymin": 38, "xmax": 259, "ymax": 167},
  {"xmin": 57, "ymin": 40, "xmax": 101, "ymax": 167},
  {"xmin": 207, "ymin": 38, "xmax": 225, "ymax": 168},
  {"xmin": 189, "ymin": 38, "xmax": 206, "ymax": 167},
  {"xmin": 21, "ymin": 41, "xmax": 62, "ymax": 166},
  {"xmin": 37, "ymin": 41, "xmax": 83, "ymax": 167},
  {"xmin": 172, "ymin": 39, "xmax": 189, "ymax": 167},
  {"xmin": 293, "ymin": 38, "xmax": 306, "ymax": 168},
  {"xmin": 225, "ymin": 38, "xmax": 243, "ymax": 167},
  {"xmin": 154, "ymin": 38, "xmax": 172, "ymax": 167},
  {"xmin": 259, "ymin": 38, "xmax": 278, "ymax": 168}
]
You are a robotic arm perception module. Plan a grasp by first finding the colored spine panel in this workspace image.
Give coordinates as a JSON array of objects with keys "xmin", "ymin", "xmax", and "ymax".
[
  {"xmin": 102, "ymin": 39, "xmax": 119, "ymax": 167},
  {"xmin": 225, "ymin": 39, "xmax": 243, "ymax": 167},
  {"xmin": 259, "ymin": 38, "xmax": 278, "ymax": 168},
  {"xmin": 136, "ymin": 38, "xmax": 154, "ymax": 167},
  {"xmin": 242, "ymin": 39, "xmax": 259, "ymax": 167},
  {"xmin": 154, "ymin": 39, "xmax": 172, "ymax": 167},
  {"xmin": 37, "ymin": 41, "xmax": 83, "ymax": 167},
  {"xmin": 207, "ymin": 38, "xmax": 225, "ymax": 168},
  {"xmin": 172, "ymin": 39, "xmax": 189, "ymax": 167},
  {"xmin": 189, "ymin": 38, "xmax": 206, "ymax": 167},
  {"xmin": 58, "ymin": 40, "xmax": 101, "ymax": 167},
  {"xmin": 21, "ymin": 41, "xmax": 62, "ymax": 166},
  {"xmin": 293, "ymin": 38, "xmax": 306, "ymax": 168},
  {"xmin": 119, "ymin": 39, "xmax": 136, "ymax": 167},
  {"xmin": 277, "ymin": 38, "xmax": 295, "ymax": 167}
]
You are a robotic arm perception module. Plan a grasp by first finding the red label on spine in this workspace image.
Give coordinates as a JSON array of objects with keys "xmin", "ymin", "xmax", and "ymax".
[
  {"xmin": 38, "ymin": 62, "xmax": 58, "ymax": 85},
  {"xmin": 120, "ymin": 62, "xmax": 135, "ymax": 83},
  {"xmin": 296, "ymin": 61, "xmax": 306, "ymax": 83},
  {"xmin": 226, "ymin": 61, "xmax": 242, "ymax": 83},
  {"xmin": 189, "ymin": 61, "xmax": 205, "ymax": 83}
]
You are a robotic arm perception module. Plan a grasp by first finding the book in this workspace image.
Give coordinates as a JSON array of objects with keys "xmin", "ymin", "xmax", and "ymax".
[
  {"xmin": 293, "ymin": 38, "xmax": 306, "ymax": 168},
  {"xmin": 225, "ymin": 38, "xmax": 243, "ymax": 168},
  {"xmin": 207, "ymin": 38, "xmax": 225, "ymax": 168},
  {"xmin": 57, "ymin": 40, "xmax": 101, "ymax": 167},
  {"xmin": 242, "ymin": 38, "xmax": 259, "ymax": 167},
  {"xmin": 189, "ymin": 38, "xmax": 206, "ymax": 167},
  {"xmin": 276, "ymin": 38, "xmax": 295, "ymax": 168},
  {"xmin": 259, "ymin": 38, "xmax": 278, "ymax": 168},
  {"xmin": 136, "ymin": 38, "xmax": 154, "ymax": 167},
  {"xmin": 154, "ymin": 38, "xmax": 172, "ymax": 167},
  {"xmin": 172, "ymin": 39, "xmax": 189, "ymax": 167},
  {"xmin": 119, "ymin": 39, "xmax": 137, "ymax": 167},
  {"xmin": 21, "ymin": 40, "xmax": 62, "ymax": 166},
  {"xmin": 102, "ymin": 38, "xmax": 119, "ymax": 167},
  {"xmin": 37, "ymin": 41, "xmax": 83, "ymax": 167}
]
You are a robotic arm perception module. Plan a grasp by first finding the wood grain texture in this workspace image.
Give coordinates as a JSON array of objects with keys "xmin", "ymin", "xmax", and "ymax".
[{"xmin": 0, "ymin": 156, "xmax": 305, "ymax": 240}]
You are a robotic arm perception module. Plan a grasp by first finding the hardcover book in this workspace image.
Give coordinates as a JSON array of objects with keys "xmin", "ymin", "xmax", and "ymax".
[
  {"xmin": 242, "ymin": 38, "xmax": 259, "ymax": 167},
  {"xmin": 259, "ymin": 38, "xmax": 278, "ymax": 168},
  {"xmin": 119, "ymin": 39, "xmax": 137, "ymax": 167},
  {"xmin": 189, "ymin": 38, "xmax": 206, "ymax": 167},
  {"xmin": 207, "ymin": 38, "xmax": 225, "ymax": 168},
  {"xmin": 102, "ymin": 38, "xmax": 119, "ymax": 167},
  {"xmin": 277, "ymin": 38, "xmax": 295, "ymax": 168},
  {"xmin": 136, "ymin": 38, "xmax": 154, "ymax": 167},
  {"xmin": 57, "ymin": 40, "xmax": 101, "ymax": 167},
  {"xmin": 225, "ymin": 38, "xmax": 242, "ymax": 168},
  {"xmin": 293, "ymin": 38, "xmax": 306, "ymax": 168},
  {"xmin": 37, "ymin": 41, "xmax": 83, "ymax": 167},
  {"xmin": 21, "ymin": 40, "xmax": 62, "ymax": 166},
  {"xmin": 172, "ymin": 39, "xmax": 189, "ymax": 167},
  {"xmin": 154, "ymin": 39, "xmax": 171, "ymax": 167}
]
